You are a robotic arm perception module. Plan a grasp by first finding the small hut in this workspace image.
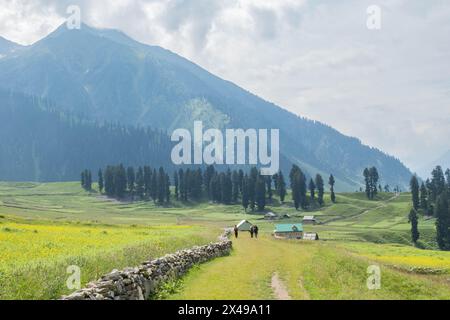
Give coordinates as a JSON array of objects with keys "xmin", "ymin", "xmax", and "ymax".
[
  {"xmin": 265, "ymin": 212, "xmax": 278, "ymax": 220},
  {"xmin": 237, "ymin": 220, "xmax": 253, "ymax": 231},
  {"xmin": 303, "ymin": 232, "xmax": 319, "ymax": 241},
  {"xmin": 302, "ymin": 216, "xmax": 317, "ymax": 225}
]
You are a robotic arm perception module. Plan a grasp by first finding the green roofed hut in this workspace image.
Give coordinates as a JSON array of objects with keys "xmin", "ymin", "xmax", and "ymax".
[{"xmin": 274, "ymin": 224, "xmax": 304, "ymax": 240}]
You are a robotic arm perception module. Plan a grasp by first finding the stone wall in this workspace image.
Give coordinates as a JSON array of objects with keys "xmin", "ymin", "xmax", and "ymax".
[{"xmin": 61, "ymin": 231, "xmax": 232, "ymax": 300}]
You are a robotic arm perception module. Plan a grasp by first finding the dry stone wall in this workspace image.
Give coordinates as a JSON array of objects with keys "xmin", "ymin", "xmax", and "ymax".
[{"xmin": 62, "ymin": 231, "xmax": 232, "ymax": 300}]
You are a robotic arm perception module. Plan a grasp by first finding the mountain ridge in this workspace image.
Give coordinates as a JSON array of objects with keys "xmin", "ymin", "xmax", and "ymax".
[{"xmin": 0, "ymin": 23, "xmax": 413, "ymax": 190}]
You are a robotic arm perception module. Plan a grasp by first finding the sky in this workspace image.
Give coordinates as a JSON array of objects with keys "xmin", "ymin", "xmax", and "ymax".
[{"xmin": 0, "ymin": 0, "xmax": 449, "ymax": 174}]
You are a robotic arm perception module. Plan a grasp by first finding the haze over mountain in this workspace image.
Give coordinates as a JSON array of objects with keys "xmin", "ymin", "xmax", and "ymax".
[
  {"xmin": 417, "ymin": 150, "xmax": 450, "ymax": 179},
  {"xmin": 0, "ymin": 24, "xmax": 413, "ymax": 190}
]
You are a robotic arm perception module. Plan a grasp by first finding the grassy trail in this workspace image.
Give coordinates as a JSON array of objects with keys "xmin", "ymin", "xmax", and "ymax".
[{"xmin": 168, "ymin": 234, "xmax": 450, "ymax": 300}]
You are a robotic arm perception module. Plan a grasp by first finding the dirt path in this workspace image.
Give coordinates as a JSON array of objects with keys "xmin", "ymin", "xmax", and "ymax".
[{"xmin": 271, "ymin": 273, "xmax": 291, "ymax": 300}]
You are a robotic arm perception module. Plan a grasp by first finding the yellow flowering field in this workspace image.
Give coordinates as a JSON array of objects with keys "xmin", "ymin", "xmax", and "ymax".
[
  {"xmin": 342, "ymin": 242, "xmax": 450, "ymax": 271},
  {"xmin": 0, "ymin": 220, "xmax": 217, "ymax": 300}
]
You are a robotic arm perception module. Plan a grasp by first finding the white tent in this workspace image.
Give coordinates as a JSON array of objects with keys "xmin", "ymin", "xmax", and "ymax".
[{"xmin": 237, "ymin": 220, "xmax": 253, "ymax": 231}]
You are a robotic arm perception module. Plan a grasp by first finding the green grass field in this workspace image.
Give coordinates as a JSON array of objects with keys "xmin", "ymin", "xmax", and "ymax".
[{"xmin": 0, "ymin": 182, "xmax": 449, "ymax": 300}]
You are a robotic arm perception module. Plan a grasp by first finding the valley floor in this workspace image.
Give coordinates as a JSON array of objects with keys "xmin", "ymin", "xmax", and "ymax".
[
  {"xmin": 0, "ymin": 182, "xmax": 449, "ymax": 300},
  {"xmin": 168, "ymin": 235, "xmax": 450, "ymax": 300}
]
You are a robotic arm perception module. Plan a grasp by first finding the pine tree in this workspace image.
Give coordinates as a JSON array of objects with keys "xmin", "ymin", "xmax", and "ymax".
[
  {"xmin": 221, "ymin": 170, "xmax": 233, "ymax": 204},
  {"xmin": 369, "ymin": 167, "xmax": 379, "ymax": 199},
  {"xmin": 249, "ymin": 167, "xmax": 258, "ymax": 211},
  {"xmin": 232, "ymin": 170, "xmax": 240, "ymax": 203},
  {"xmin": 135, "ymin": 167, "xmax": 145, "ymax": 199},
  {"xmin": 255, "ymin": 174, "xmax": 266, "ymax": 212},
  {"xmin": 278, "ymin": 171, "xmax": 287, "ymax": 203},
  {"xmin": 174, "ymin": 171, "xmax": 179, "ymax": 200},
  {"xmin": 104, "ymin": 166, "xmax": 114, "ymax": 197},
  {"xmin": 165, "ymin": 174, "xmax": 171, "ymax": 203},
  {"xmin": 157, "ymin": 167, "xmax": 165, "ymax": 204},
  {"xmin": 127, "ymin": 167, "xmax": 135, "ymax": 195},
  {"xmin": 430, "ymin": 166, "xmax": 445, "ymax": 202},
  {"xmin": 85, "ymin": 170, "xmax": 92, "ymax": 191},
  {"xmin": 408, "ymin": 209, "xmax": 420, "ymax": 245},
  {"xmin": 242, "ymin": 175, "xmax": 249, "ymax": 212},
  {"xmin": 446, "ymin": 169, "xmax": 450, "ymax": 189},
  {"xmin": 178, "ymin": 169, "xmax": 185, "ymax": 201},
  {"xmin": 266, "ymin": 176, "xmax": 273, "ymax": 203},
  {"xmin": 98, "ymin": 169, "xmax": 104, "ymax": 194},
  {"xmin": 309, "ymin": 178, "xmax": 316, "ymax": 203},
  {"xmin": 81, "ymin": 171, "xmax": 86, "ymax": 189},
  {"xmin": 204, "ymin": 165, "xmax": 215, "ymax": 196},
  {"xmin": 410, "ymin": 175, "xmax": 420, "ymax": 211},
  {"xmin": 151, "ymin": 169, "xmax": 158, "ymax": 203},
  {"xmin": 363, "ymin": 168, "xmax": 370, "ymax": 199},
  {"xmin": 419, "ymin": 182, "xmax": 428, "ymax": 213},
  {"xmin": 315, "ymin": 174, "xmax": 324, "ymax": 206},
  {"xmin": 144, "ymin": 166, "xmax": 152, "ymax": 199},
  {"xmin": 115, "ymin": 165, "xmax": 127, "ymax": 199},
  {"xmin": 329, "ymin": 174, "xmax": 336, "ymax": 203},
  {"xmin": 435, "ymin": 191, "xmax": 450, "ymax": 250}
]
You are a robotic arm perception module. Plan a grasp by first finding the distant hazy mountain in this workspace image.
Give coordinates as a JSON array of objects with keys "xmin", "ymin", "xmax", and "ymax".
[
  {"xmin": 0, "ymin": 24, "xmax": 413, "ymax": 190},
  {"xmin": 0, "ymin": 90, "xmax": 173, "ymax": 181},
  {"xmin": 417, "ymin": 150, "xmax": 450, "ymax": 179},
  {"xmin": 0, "ymin": 36, "xmax": 22, "ymax": 56}
]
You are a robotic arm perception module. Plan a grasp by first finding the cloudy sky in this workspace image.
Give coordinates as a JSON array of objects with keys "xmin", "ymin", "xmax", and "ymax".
[{"xmin": 0, "ymin": 0, "xmax": 449, "ymax": 173}]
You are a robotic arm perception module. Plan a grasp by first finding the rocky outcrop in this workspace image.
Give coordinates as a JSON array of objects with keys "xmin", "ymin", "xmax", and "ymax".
[{"xmin": 62, "ymin": 232, "xmax": 232, "ymax": 300}]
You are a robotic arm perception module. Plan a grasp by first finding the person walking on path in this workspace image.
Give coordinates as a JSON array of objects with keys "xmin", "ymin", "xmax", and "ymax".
[
  {"xmin": 234, "ymin": 225, "xmax": 239, "ymax": 239},
  {"xmin": 254, "ymin": 225, "xmax": 259, "ymax": 239}
]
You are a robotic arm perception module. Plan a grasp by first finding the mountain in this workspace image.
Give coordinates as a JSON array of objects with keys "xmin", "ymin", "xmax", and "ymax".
[
  {"xmin": 0, "ymin": 36, "xmax": 22, "ymax": 56},
  {"xmin": 0, "ymin": 24, "xmax": 413, "ymax": 190},
  {"xmin": 417, "ymin": 150, "xmax": 450, "ymax": 179}
]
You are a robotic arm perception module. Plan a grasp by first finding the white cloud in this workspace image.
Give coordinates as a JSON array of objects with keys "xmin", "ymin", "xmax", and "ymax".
[{"xmin": 0, "ymin": 0, "xmax": 449, "ymax": 172}]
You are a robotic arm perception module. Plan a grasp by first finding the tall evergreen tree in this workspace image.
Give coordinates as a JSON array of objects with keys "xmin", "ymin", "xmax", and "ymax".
[
  {"xmin": 419, "ymin": 182, "xmax": 428, "ymax": 213},
  {"xmin": 255, "ymin": 174, "xmax": 267, "ymax": 211},
  {"xmin": 329, "ymin": 174, "xmax": 336, "ymax": 203},
  {"xmin": 435, "ymin": 191, "xmax": 450, "ymax": 250},
  {"xmin": 114, "ymin": 164, "xmax": 127, "ymax": 198},
  {"xmin": 242, "ymin": 175, "xmax": 249, "ymax": 212},
  {"xmin": 104, "ymin": 166, "xmax": 114, "ymax": 197},
  {"xmin": 431, "ymin": 166, "xmax": 445, "ymax": 202},
  {"xmin": 410, "ymin": 175, "xmax": 420, "ymax": 211},
  {"xmin": 151, "ymin": 169, "xmax": 158, "ymax": 203},
  {"xmin": 249, "ymin": 167, "xmax": 258, "ymax": 211},
  {"xmin": 174, "ymin": 171, "xmax": 179, "ymax": 200},
  {"xmin": 232, "ymin": 170, "xmax": 240, "ymax": 203},
  {"xmin": 98, "ymin": 169, "xmax": 104, "ymax": 194},
  {"xmin": 363, "ymin": 168, "xmax": 370, "ymax": 199},
  {"xmin": 408, "ymin": 209, "xmax": 420, "ymax": 245},
  {"xmin": 143, "ymin": 166, "xmax": 152, "ymax": 199},
  {"xmin": 278, "ymin": 171, "xmax": 287, "ymax": 203},
  {"xmin": 315, "ymin": 174, "xmax": 324, "ymax": 206},
  {"xmin": 165, "ymin": 173, "xmax": 171, "ymax": 203},
  {"xmin": 157, "ymin": 167, "xmax": 166, "ymax": 204},
  {"xmin": 127, "ymin": 167, "xmax": 135, "ymax": 195},
  {"xmin": 81, "ymin": 171, "xmax": 86, "ymax": 189},
  {"xmin": 309, "ymin": 178, "xmax": 316, "ymax": 203},
  {"xmin": 135, "ymin": 167, "xmax": 145, "ymax": 199},
  {"xmin": 266, "ymin": 176, "xmax": 273, "ymax": 203}
]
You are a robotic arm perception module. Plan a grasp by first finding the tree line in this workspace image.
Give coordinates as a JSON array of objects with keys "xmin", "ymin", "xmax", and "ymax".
[
  {"xmin": 409, "ymin": 166, "xmax": 450, "ymax": 250},
  {"xmin": 81, "ymin": 165, "xmax": 337, "ymax": 212}
]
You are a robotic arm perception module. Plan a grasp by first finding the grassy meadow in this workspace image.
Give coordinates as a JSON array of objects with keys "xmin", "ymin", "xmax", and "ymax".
[{"xmin": 0, "ymin": 181, "xmax": 449, "ymax": 300}]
